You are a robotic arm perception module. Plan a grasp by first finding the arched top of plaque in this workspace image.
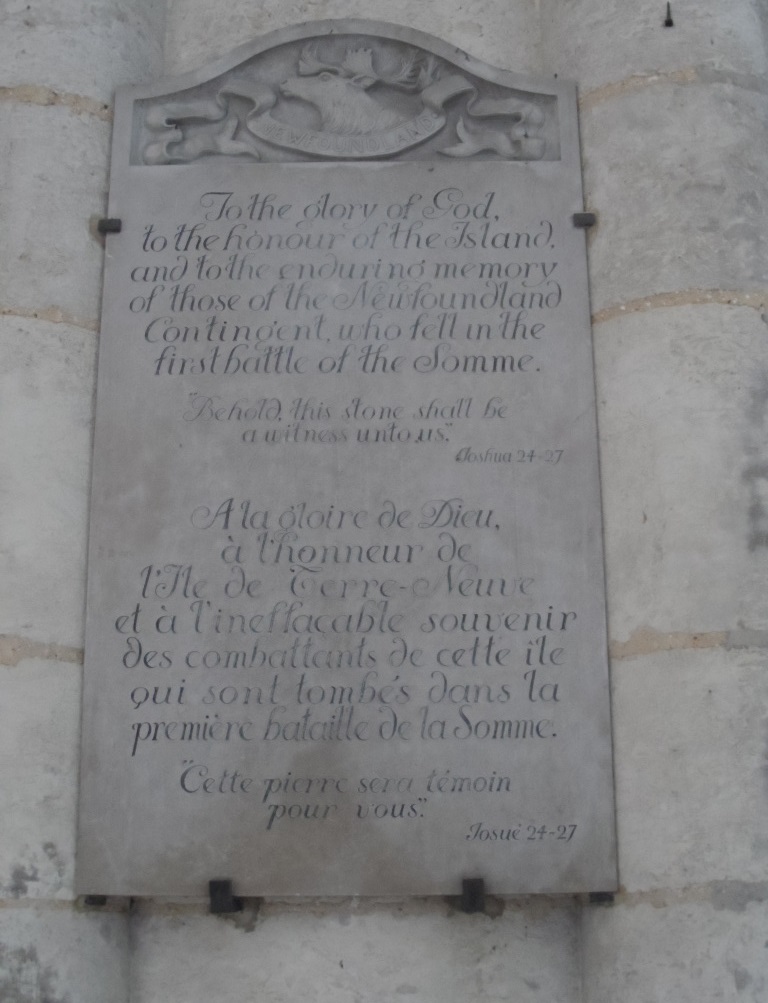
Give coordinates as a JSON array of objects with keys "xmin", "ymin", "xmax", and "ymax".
[{"xmin": 119, "ymin": 20, "xmax": 577, "ymax": 167}]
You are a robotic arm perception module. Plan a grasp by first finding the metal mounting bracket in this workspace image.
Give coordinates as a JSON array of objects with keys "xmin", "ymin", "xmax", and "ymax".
[
  {"xmin": 209, "ymin": 879, "xmax": 243, "ymax": 914},
  {"xmin": 97, "ymin": 218, "xmax": 123, "ymax": 234},
  {"xmin": 572, "ymin": 212, "xmax": 596, "ymax": 228},
  {"xmin": 460, "ymin": 877, "xmax": 487, "ymax": 914}
]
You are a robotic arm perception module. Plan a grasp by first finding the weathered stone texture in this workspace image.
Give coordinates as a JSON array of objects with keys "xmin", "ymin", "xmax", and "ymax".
[
  {"xmin": 542, "ymin": 0, "xmax": 768, "ymax": 92},
  {"xmin": 3, "ymin": 0, "xmax": 768, "ymax": 999},
  {"xmin": 0, "ymin": 905, "xmax": 129, "ymax": 1003},
  {"xmin": 0, "ymin": 0, "xmax": 165, "ymax": 101},
  {"xmin": 594, "ymin": 304, "xmax": 768, "ymax": 640},
  {"xmin": 130, "ymin": 899, "xmax": 580, "ymax": 1003},
  {"xmin": 582, "ymin": 898, "xmax": 768, "ymax": 1003},
  {"xmin": 0, "ymin": 318, "xmax": 95, "ymax": 648},
  {"xmin": 163, "ymin": 0, "xmax": 543, "ymax": 75},
  {"xmin": 611, "ymin": 647, "xmax": 768, "ymax": 892},
  {"xmin": 0, "ymin": 658, "xmax": 81, "ymax": 901},
  {"xmin": 581, "ymin": 82, "xmax": 768, "ymax": 313},
  {"xmin": 0, "ymin": 104, "xmax": 109, "ymax": 324}
]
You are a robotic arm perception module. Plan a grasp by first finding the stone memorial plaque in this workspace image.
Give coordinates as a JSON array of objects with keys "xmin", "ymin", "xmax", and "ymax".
[{"xmin": 77, "ymin": 20, "xmax": 617, "ymax": 896}]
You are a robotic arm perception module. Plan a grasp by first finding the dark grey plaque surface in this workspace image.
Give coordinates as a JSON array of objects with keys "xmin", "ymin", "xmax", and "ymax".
[{"xmin": 77, "ymin": 20, "xmax": 616, "ymax": 896}]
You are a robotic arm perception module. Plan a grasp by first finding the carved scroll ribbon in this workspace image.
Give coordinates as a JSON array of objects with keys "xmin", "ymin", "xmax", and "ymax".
[{"xmin": 142, "ymin": 67, "xmax": 548, "ymax": 163}]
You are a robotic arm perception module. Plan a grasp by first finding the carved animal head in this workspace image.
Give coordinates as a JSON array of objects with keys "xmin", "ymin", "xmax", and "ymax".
[{"xmin": 280, "ymin": 44, "xmax": 438, "ymax": 136}]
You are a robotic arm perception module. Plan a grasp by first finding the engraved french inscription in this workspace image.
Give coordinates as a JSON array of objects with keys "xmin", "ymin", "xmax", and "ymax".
[{"xmin": 77, "ymin": 21, "xmax": 616, "ymax": 897}]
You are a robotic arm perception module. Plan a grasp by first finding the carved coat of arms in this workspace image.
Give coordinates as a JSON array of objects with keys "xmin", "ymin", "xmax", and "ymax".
[{"xmin": 138, "ymin": 36, "xmax": 555, "ymax": 165}]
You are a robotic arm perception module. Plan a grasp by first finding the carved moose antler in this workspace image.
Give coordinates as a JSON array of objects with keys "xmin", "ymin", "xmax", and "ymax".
[
  {"xmin": 296, "ymin": 43, "xmax": 439, "ymax": 91},
  {"xmin": 374, "ymin": 52, "xmax": 440, "ymax": 91},
  {"xmin": 339, "ymin": 47, "xmax": 379, "ymax": 85},
  {"xmin": 296, "ymin": 43, "xmax": 341, "ymax": 77}
]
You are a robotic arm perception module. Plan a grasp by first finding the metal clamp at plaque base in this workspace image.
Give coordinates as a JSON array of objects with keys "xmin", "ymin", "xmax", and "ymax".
[
  {"xmin": 460, "ymin": 878, "xmax": 487, "ymax": 914},
  {"xmin": 209, "ymin": 879, "xmax": 243, "ymax": 914}
]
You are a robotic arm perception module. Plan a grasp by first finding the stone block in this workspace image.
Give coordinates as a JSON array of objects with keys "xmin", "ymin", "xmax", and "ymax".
[
  {"xmin": 542, "ymin": 0, "xmax": 768, "ymax": 93},
  {"xmin": 611, "ymin": 648, "xmax": 768, "ymax": 892},
  {"xmin": 0, "ymin": 102, "xmax": 109, "ymax": 325},
  {"xmin": 0, "ymin": 317, "xmax": 95, "ymax": 648},
  {"xmin": 581, "ymin": 82, "xmax": 768, "ymax": 313},
  {"xmin": 0, "ymin": 0, "xmax": 164, "ymax": 101},
  {"xmin": 0, "ymin": 659, "xmax": 81, "ymax": 901},
  {"xmin": 163, "ymin": 1, "xmax": 543, "ymax": 76},
  {"xmin": 594, "ymin": 304, "xmax": 768, "ymax": 640},
  {"xmin": 0, "ymin": 904, "xmax": 128, "ymax": 1003},
  {"xmin": 130, "ymin": 899, "xmax": 579, "ymax": 1003},
  {"xmin": 583, "ymin": 897, "xmax": 768, "ymax": 1002}
]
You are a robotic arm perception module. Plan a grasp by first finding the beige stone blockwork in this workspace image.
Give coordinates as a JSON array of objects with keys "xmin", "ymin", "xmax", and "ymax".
[
  {"xmin": 0, "ymin": 659, "xmax": 81, "ymax": 901},
  {"xmin": 542, "ymin": 0, "xmax": 768, "ymax": 93},
  {"xmin": 581, "ymin": 81, "xmax": 768, "ymax": 314},
  {"xmin": 0, "ymin": 102, "xmax": 109, "ymax": 325},
  {"xmin": 130, "ymin": 898, "xmax": 579, "ymax": 1003},
  {"xmin": 582, "ymin": 898, "xmax": 768, "ymax": 1003},
  {"xmin": 0, "ymin": 0, "xmax": 164, "ymax": 102},
  {"xmin": 0, "ymin": 904, "xmax": 128, "ymax": 1003},
  {"xmin": 0, "ymin": 317, "xmax": 95, "ymax": 649},
  {"xmin": 163, "ymin": 0, "xmax": 543, "ymax": 76},
  {"xmin": 594, "ymin": 303, "xmax": 768, "ymax": 641},
  {"xmin": 610, "ymin": 648, "xmax": 768, "ymax": 893}
]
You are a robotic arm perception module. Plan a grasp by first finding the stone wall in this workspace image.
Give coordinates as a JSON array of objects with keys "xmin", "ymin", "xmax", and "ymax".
[{"xmin": 1, "ymin": 1, "xmax": 766, "ymax": 1000}]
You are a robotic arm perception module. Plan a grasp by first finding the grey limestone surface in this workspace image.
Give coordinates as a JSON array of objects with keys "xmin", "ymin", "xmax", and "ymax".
[
  {"xmin": 5, "ymin": 0, "xmax": 768, "ymax": 1000},
  {"xmin": 76, "ymin": 21, "xmax": 615, "ymax": 897}
]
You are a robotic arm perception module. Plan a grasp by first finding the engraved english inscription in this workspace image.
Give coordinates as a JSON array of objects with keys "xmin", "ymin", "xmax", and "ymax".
[{"xmin": 77, "ymin": 21, "xmax": 616, "ymax": 897}]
